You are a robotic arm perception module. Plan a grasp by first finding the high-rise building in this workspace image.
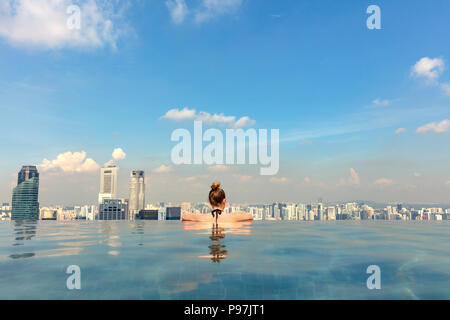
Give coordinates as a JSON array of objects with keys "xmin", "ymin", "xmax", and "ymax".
[
  {"xmin": 318, "ymin": 203, "xmax": 324, "ymax": 221},
  {"xmin": 12, "ymin": 165, "xmax": 39, "ymax": 220},
  {"xmin": 128, "ymin": 170, "xmax": 145, "ymax": 219},
  {"xmin": 98, "ymin": 199, "xmax": 128, "ymax": 220},
  {"xmin": 98, "ymin": 165, "xmax": 118, "ymax": 204}
]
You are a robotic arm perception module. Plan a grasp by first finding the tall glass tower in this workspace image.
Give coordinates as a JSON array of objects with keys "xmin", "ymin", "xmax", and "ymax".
[
  {"xmin": 12, "ymin": 165, "xmax": 39, "ymax": 220},
  {"xmin": 128, "ymin": 170, "xmax": 145, "ymax": 219}
]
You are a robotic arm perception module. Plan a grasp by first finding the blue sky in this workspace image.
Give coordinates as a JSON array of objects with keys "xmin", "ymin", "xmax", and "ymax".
[{"xmin": 1, "ymin": 0, "xmax": 449, "ymax": 205}]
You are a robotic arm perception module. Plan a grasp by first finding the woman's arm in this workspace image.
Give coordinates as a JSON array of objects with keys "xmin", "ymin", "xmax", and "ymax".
[
  {"xmin": 218, "ymin": 212, "xmax": 253, "ymax": 222},
  {"xmin": 181, "ymin": 212, "xmax": 214, "ymax": 222}
]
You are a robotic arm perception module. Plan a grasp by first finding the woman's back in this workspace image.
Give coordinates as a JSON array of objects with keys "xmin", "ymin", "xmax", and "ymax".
[{"xmin": 181, "ymin": 182, "xmax": 253, "ymax": 223}]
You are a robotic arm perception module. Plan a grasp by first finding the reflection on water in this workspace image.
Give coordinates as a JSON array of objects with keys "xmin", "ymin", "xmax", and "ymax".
[
  {"xmin": 9, "ymin": 252, "xmax": 35, "ymax": 259},
  {"xmin": 13, "ymin": 220, "xmax": 37, "ymax": 243},
  {"xmin": 209, "ymin": 225, "xmax": 227, "ymax": 263},
  {"xmin": 183, "ymin": 221, "xmax": 253, "ymax": 264},
  {"xmin": 0, "ymin": 220, "xmax": 449, "ymax": 299}
]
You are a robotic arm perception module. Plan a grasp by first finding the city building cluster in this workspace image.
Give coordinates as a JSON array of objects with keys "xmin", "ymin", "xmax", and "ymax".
[{"xmin": 2, "ymin": 165, "xmax": 450, "ymax": 222}]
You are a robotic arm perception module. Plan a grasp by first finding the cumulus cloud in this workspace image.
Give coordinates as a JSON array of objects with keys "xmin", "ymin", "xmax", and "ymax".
[
  {"xmin": 338, "ymin": 168, "xmax": 360, "ymax": 186},
  {"xmin": 395, "ymin": 128, "xmax": 407, "ymax": 134},
  {"xmin": 196, "ymin": 111, "xmax": 235, "ymax": 124},
  {"xmin": 161, "ymin": 107, "xmax": 196, "ymax": 121},
  {"xmin": 152, "ymin": 165, "xmax": 173, "ymax": 173},
  {"xmin": 166, "ymin": 0, "xmax": 188, "ymax": 24},
  {"xmin": 195, "ymin": 0, "xmax": 243, "ymax": 23},
  {"xmin": 38, "ymin": 151, "xmax": 99, "ymax": 173},
  {"xmin": 112, "ymin": 148, "xmax": 126, "ymax": 161},
  {"xmin": 374, "ymin": 178, "xmax": 394, "ymax": 186},
  {"xmin": 161, "ymin": 107, "xmax": 255, "ymax": 128},
  {"xmin": 348, "ymin": 168, "xmax": 360, "ymax": 185},
  {"xmin": 372, "ymin": 98, "xmax": 390, "ymax": 107},
  {"xmin": 0, "ymin": 0, "xmax": 129, "ymax": 50},
  {"xmin": 411, "ymin": 57, "xmax": 445, "ymax": 81},
  {"xmin": 233, "ymin": 116, "xmax": 256, "ymax": 129},
  {"xmin": 270, "ymin": 177, "xmax": 289, "ymax": 184},
  {"xmin": 103, "ymin": 148, "xmax": 126, "ymax": 167},
  {"xmin": 416, "ymin": 119, "xmax": 450, "ymax": 134}
]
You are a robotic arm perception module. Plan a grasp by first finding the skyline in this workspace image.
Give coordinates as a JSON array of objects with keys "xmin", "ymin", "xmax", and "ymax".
[{"xmin": 1, "ymin": 0, "xmax": 450, "ymax": 205}]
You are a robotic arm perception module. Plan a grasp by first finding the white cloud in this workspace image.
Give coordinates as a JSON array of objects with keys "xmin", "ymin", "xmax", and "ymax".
[
  {"xmin": 304, "ymin": 177, "xmax": 311, "ymax": 184},
  {"xmin": 270, "ymin": 177, "xmax": 288, "ymax": 184},
  {"xmin": 0, "ymin": 0, "xmax": 129, "ymax": 50},
  {"xmin": 152, "ymin": 165, "xmax": 173, "ymax": 173},
  {"xmin": 446, "ymin": 180, "xmax": 450, "ymax": 186},
  {"xmin": 208, "ymin": 165, "xmax": 229, "ymax": 172},
  {"xmin": 441, "ymin": 83, "xmax": 450, "ymax": 96},
  {"xmin": 161, "ymin": 107, "xmax": 197, "ymax": 121},
  {"xmin": 416, "ymin": 119, "xmax": 450, "ymax": 134},
  {"xmin": 233, "ymin": 116, "xmax": 256, "ymax": 129},
  {"xmin": 195, "ymin": 0, "xmax": 243, "ymax": 23},
  {"xmin": 38, "ymin": 151, "xmax": 99, "ymax": 173},
  {"xmin": 197, "ymin": 111, "xmax": 235, "ymax": 124},
  {"xmin": 166, "ymin": 0, "xmax": 188, "ymax": 24},
  {"xmin": 413, "ymin": 172, "xmax": 422, "ymax": 177},
  {"xmin": 161, "ymin": 107, "xmax": 255, "ymax": 128},
  {"xmin": 372, "ymin": 98, "xmax": 390, "ymax": 107},
  {"xmin": 103, "ymin": 159, "xmax": 115, "ymax": 167},
  {"xmin": 374, "ymin": 178, "xmax": 394, "ymax": 186},
  {"xmin": 338, "ymin": 168, "xmax": 360, "ymax": 186},
  {"xmin": 348, "ymin": 168, "xmax": 360, "ymax": 185},
  {"xmin": 112, "ymin": 148, "xmax": 126, "ymax": 161},
  {"xmin": 411, "ymin": 57, "xmax": 445, "ymax": 81},
  {"xmin": 395, "ymin": 128, "xmax": 407, "ymax": 134}
]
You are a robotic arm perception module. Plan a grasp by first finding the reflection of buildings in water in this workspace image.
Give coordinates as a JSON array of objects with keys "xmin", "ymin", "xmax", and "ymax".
[
  {"xmin": 99, "ymin": 222, "xmax": 122, "ymax": 254},
  {"xmin": 131, "ymin": 220, "xmax": 145, "ymax": 246},
  {"xmin": 10, "ymin": 221, "xmax": 38, "ymax": 259},
  {"xmin": 13, "ymin": 220, "xmax": 37, "ymax": 242},
  {"xmin": 208, "ymin": 225, "xmax": 227, "ymax": 264}
]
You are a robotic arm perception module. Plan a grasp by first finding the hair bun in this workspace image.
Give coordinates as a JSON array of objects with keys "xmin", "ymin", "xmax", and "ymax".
[{"xmin": 211, "ymin": 182, "xmax": 221, "ymax": 191}]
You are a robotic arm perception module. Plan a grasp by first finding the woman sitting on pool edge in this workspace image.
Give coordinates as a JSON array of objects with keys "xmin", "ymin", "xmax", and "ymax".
[{"xmin": 181, "ymin": 182, "xmax": 253, "ymax": 223}]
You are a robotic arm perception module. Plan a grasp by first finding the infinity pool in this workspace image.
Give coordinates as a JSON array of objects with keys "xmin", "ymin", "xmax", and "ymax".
[{"xmin": 0, "ymin": 220, "xmax": 449, "ymax": 299}]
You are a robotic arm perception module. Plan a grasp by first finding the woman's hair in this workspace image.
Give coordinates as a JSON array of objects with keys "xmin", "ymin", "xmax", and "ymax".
[{"xmin": 209, "ymin": 182, "xmax": 226, "ymax": 207}]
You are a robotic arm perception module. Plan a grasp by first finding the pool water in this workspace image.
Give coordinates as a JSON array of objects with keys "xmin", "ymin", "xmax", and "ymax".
[{"xmin": 0, "ymin": 220, "xmax": 449, "ymax": 300}]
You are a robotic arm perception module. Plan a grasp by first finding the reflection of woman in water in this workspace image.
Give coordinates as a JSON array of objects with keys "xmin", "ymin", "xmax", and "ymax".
[
  {"xmin": 209, "ymin": 225, "xmax": 227, "ymax": 263},
  {"xmin": 181, "ymin": 182, "xmax": 253, "ymax": 222}
]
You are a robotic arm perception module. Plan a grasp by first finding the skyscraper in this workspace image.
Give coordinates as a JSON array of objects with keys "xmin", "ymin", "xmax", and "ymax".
[
  {"xmin": 98, "ymin": 165, "xmax": 118, "ymax": 204},
  {"xmin": 128, "ymin": 170, "xmax": 145, "ymax": 219},
  {"xmin": 12, "ymin": 165, "xmax": 39, "ymax": 220}
]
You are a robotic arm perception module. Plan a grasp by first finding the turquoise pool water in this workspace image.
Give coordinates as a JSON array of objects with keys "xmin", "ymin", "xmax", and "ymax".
[{"xmin": 0, "ymin": 220, "xmax": 449, "ymax": 300}]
